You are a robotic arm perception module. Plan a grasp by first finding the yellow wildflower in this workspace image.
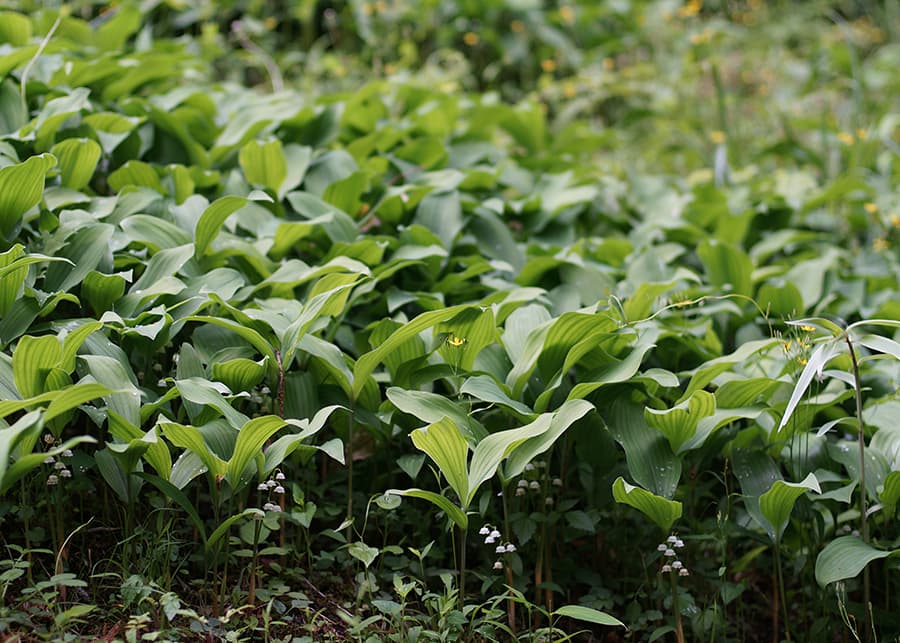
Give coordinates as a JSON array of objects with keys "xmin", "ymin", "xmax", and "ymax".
[
  {"xmin": 678, "ymin": 0, "xmax": 702, "ymax": 18},
  {"xmin": 264, "ymin": 16, "xmax": 277, "ymax": 30},
  {"xmin": 709, "ymin": 130, "xmax": 726, "ymax": 145},
  {"xmin": 837, "ymin": 131, "xmax": 855, "ymax": 145},
  {"xmin": 873, "ymin": 238, "xmax": 889, "ymax": 252},
  {"xmin": 463, "ymin": 32, "xmax": 479, "ymax": 46},
  {"xmin": 798, "ymin": 357, "xmax": 808, "ymax": 366},
  {"xmin": 541, "ymin": 58, "xmax": 557, "ymax": 73},
  {"xmin": 890, "ymin": 213, "xmax": 900, "ymax": 228},
  {"xmin": 864, "ymin": 202, "xmax": 878, "ymax": 214},
  {"xmin": 447, "ymin": 335, "xmax": 466, "ymax": 347},
  {"xmin": 856, "ymin": 128, "xmax": 867, "ymax": 140},
  {"xmin": 511, "ymin": 20, "xmax": 525, "ymax": 33},
  {"xmin": 559, "ymin": 6, "xmax": 575, "ymax": 24}
]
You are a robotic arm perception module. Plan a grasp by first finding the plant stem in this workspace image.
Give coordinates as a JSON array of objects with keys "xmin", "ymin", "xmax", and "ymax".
[
  {"xmin": 458, "ymin": 525, "xmax": 467, "ymax": 611},
  {"xmin": 670, "ymin": 572, "xmax": 685, "ymax": 643},
  {"xmin": 844, "ymin": 334, "xmax": 871, "ymax": 643},
  {"xmin": 775, "ymin": 543, "xmax": 791, "ymax": 642},
  {"xmin": 501, "ymin": 487, "xmax": 516, "ymax": 634}
]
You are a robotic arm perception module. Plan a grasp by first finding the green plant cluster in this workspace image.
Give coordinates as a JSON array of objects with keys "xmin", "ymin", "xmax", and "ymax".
[{"xmin": 0, "ymin": 1, "xmax": 899, "ymax": 641}]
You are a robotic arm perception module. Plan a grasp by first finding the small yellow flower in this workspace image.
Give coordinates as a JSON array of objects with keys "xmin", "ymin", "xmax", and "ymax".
[
  {"xmin": 263, "ymin": 16, "xmax": 277, "ymax": 30},
  {"xmin": 709, "ymin": 130, "xmax": 726, "ymax": 145},
  {"xmin": 690, "ymin": 29, "xmax": 712, "ymax": 45},
  {"xmin": 559, "ymin": 6, "xmax": 575, "ymax": 24},
  {"xmin": 799, "ymin": 325, "xmax": 816, "ymax": 332},
  {"xmin": 864, "ymin": 202, "xmax": 878, "ymax": 214},
  {"xmin": 511, "ymin": 19, "xmax": 525, "ymax": 33},
  {"xmin": 361, "ymin": 3, "xmax": 373, "ymax": 16},
  {"xmin": 873, "ymin": 238, "xmax": 889, "ymax": 252},
  {"xmin": 890, "ymin": 213, "xmax": 900, "ymax": 228},
  {"xmin": 856, "ymin": 128, "xmax": 868, "ymax": 140},
  {"xmin": 678, "ymin": 0, "xmax": 702, "ymax": 18},
  {"xmin": 541, "ymin": 58, "xmax": 557, "ymax": 73},
  {"xmin": 463, "ymin": 32, "xmax": 479, "ymax": 46},
  {"xmin": 602, "ymin": 57, "xmax": 615, "ymax": 71},
  {"xmin": 782, "ymin": 340, "xmax": 793, "ymax": 353},
  {"xmin": 374, "ymin": 0, "xmax": 387, "ymax": 12},
  {"xmin": 447, "ymin": 335, "xmax": 466, "ymax": 347},
  {"xmin": 562, "ymin": 81, "xmax": 577, "ymax": 98},
  {"xmin": 797, "ymin": 357, "xmax": 808, "ymax": 366},
  {"xmin": 837, "ymin": 131, "xmax": 855, "ymax": 146},
  {"xmin": 384, "ymin": 63, "xmax": 396, "ymax": 75}
]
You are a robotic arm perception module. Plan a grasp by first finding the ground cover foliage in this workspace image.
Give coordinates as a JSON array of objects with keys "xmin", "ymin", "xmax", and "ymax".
[{"xmin": 0, "ymin": 0, "xmax": 899, "ymax": 641}]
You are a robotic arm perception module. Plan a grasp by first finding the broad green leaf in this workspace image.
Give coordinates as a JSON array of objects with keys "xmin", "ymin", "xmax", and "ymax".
[
  {"xmin": 553, "ymin": 605, "xmax": 625, "ymax": 628},
  {"xmin": 81, "ymin": 271, "xmax": 127, "ymax": 315},
  {"xmin": 211, "ymin": 357, "xmax": 268, "ymax": 393},
  {"xmin": 855, "ymin": 333, "xmax": 900, "ymax": 362},
  {"xmin": 206, "ymin": 508, "xmax": 264, "ymax": 550},
  {"xmin": 43, "ymin": 223, "xmax": 115, "ymax": 293},
  {"xmin": 606, "ymin": 398, "xmax": 681, "ymax": 499},
  {"xmin": 161, "ymin": 420, "xmax": 226, "ymax": 479},
  {"xmin": 0, "ymin": 154, "xmax": 56, "ymax": 241},
  {"xmin": 697, "ymin": 239, "xmax": 753, "ymax": 296},
  {"xmin": 503, "ymin": 399, "xmax": 594, "ymax": 480},
  {"xmin": 226, "ymin": 415, "xmax": 295, "ymax": 486},
  {"xmin": 239, "ymin": 139, "xmax": 287, "ymax": 198},
  {"xmin": 410, "ymin": 416, "xmax": 469, "ymax": 509},
  {"xmin": 880, "ymin": 471, "xmax": 900, "ymax": 519},
  {"xmin": 80, "ymin": 354, "xmax": 141, "ymax": 427},
  {"xmin": 2, "ymin": 426, "xmax": 96, "ymax": 493},
  {"xmin": 13, "ymin": 335, "xmax": 62, "ymax": 398},
  {"xmin": 109, "ymin": 413, "xmax": 172, "ymax": 480},
  {"xmin": 815, "ymin": 536, "xmax": 898, "ymax": 587},
  {"xmin": 50, "ymin": 138, "xmax": 101, "ymax": 191},
  {"xmin": 384, "ymin": 488, "xmax": 468, "ymax": 530},
  {"xmin": 175, "ymin": 378, "xmax": 249, "ymax": 430},
  {"xmin": 460, "ymin": 375, "xmax": 533, "ymax": 418},
  {"xmin": 681, "ymin": 339, "xmax": 778, "ymax": 401},
  {"xmin": 387, "ymin": 388, "xmax": 485, "ymax": 441},
  {"xmin": 108, "ymin": 160, "xmax": 164, "ymax": 193},
  {"xmin": 262, "ymin": 405, "xmax": 344, "ymax": 475},
  {"xmin": 645, "ymin": 390, "xmax": 716, "ymax": 454},
  {"xmin": 353, "ymin": 304, "xmax": 470, "ymax": 399},
  {"xmin": 194, "ymin": 196, "xmax": 249, "ymax": 257},
  {"xmin": 0, "ymin": 11, "xmax": 32, "ymax": 46},
  {"xmin": 758, "ymin": 473, "xmax": 821, "ymax": 543},
  {"xmin": 43, "ymin": 383, "xmax": 111, "ymax": 423},
  {"xmin": 347, "ymin": 542, "xmax": 379, "ymax": 569},
  {"xmin": 612, "ymin": 477, "xmax": 682, "ymax": 532},
  {"xmin": 436, "ymin": 306, "xmax": 496, "ymax": 372},
  {"xmin": 0, "ymin": 411, "xmax": 42, "ymax": 493}
]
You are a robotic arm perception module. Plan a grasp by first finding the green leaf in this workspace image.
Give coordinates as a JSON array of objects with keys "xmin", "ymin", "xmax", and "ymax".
[
  {"xmin": 261, "ymin": 405, "xmax": 343, "ymax": 476},
  {"xmin": 436, "ymin": 306, "xmax": 496, "ymax": 373},
  {"xmin": 43, "ymin": 383, "xmax": 111, "ymax": 423},
  {"xmin": 697, "ymin": 239, "xmax": 753, "ymax": 296},
  {"xmin": 206, "ymin": 508, "xmax": 264, "ymax": 550},
  {"xmin": 0, "ymin": 154, "xmax": 57, "ymax": 241},
  {"xmin": 226, "ymin": 415, "xmax": 295, "ymax": 487},
  {"xmin": 410, "ymin": 417, "xmax": 469, "ymax": 509},
  {"xmin": 384, "ymin": 488, "xmax": 468, "ymax": 530},
  {"xmin": 815, "ymin": 536, "xmax": 898, "ymax": 587},
  {"xmin": 108, "ymin": 160, "xmax": 164, "ymax": 193},
  {"xmin": 778, "ymin": 341, "xmax": 842, "ymax": 431},
  {"xmin": 347, "ymin": 542, "xmax": 380, "ymax": 569},
  {"xmin": 43, "ymin": 223, "xmax": 115, "ymax": 293},
  {"xmin": 240, "ymin": 139, "xmax": 287, "ymax": 198},
  {"xmin": 0, "ymin": 11, "xmax": 32, "ymax": 46},
  {"xmin": 758, "ymin": 473, "xmax": 820, "ymax": 543},
  {"xmin": 13, "ymin": 335, "xmax": 62, "ymax": 398},
  {"xmin": 194, "ymin": 196, "xmax": 249, "ymax": 257},
  {"xmin": 160, "ymin": 420, "xmax": 226, "ymax": 479},
  {"xmin": 50, "ymin": 138, "xmax": 101, "ymax": 191},
  {"xmin": 612, "ymin": 476, "xmax": 682, "ymax": 532},
  {"xmin": 353, "ymin": 304, "xmax": 470, "ymax": 399},
  {"xmin": 387, "ymin": 388, "xmax": 485, "ymax": 441},
  {"xmin": 879, "ymin": 471, "xmax": 900, "ymax": 519},
  {"xmin": 645, "ymin": 390, "xmax": 716, "ymax": 454},
  {"xmin": 502, "ymin": 399, "xmax": 594, "ymax": 480},
  {"xmin": 211, "ymin": 357, "xmax": 268, "ymax": 392},
  {"xmin": 554, "ymin": 605, "xmax": 625, "ymax": 628}
]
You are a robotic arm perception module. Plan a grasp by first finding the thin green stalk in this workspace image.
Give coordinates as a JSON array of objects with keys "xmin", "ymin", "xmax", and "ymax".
[
  {"xmin": 775, "ymin": 543, "xmax": 791, "ymax": 642},
  {"xmin": 670, "ymin": 572, "xmax": 685, "ymax": 643},
  {"xmin": 458, "ymin": 525, "xmax": 467, "ymax": 611},
  {"xmin": 845, "ymin": 335, "xmax": 871, "ymax": 643}
]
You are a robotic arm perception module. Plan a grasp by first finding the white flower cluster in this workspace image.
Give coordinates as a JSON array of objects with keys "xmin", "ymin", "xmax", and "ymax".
[
  {"xmin": 658, "ymin": 534, "xmax": 689, "ymax": 576},
  {"xmin": 480, "ymin": 524, "xmax": 517, "ymax": 571},
  {"xmin": 257, "ymin": 471, "xmax": 286, "ymax": 512},
  {"xmin": 44, "ymin": 437, "xmax": 74, "ymax": 486}
]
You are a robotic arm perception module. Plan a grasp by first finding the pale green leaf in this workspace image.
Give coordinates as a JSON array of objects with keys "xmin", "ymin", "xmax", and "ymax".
[{"xmin": 612, "ymin": 476, "xmax": 682, "ymax": 532}]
